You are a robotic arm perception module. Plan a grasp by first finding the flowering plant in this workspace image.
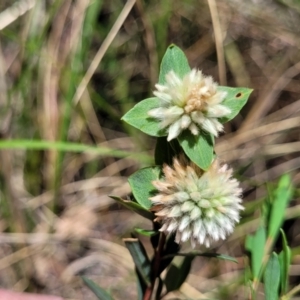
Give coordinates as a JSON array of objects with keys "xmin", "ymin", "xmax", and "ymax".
[
  {"xmin": 108, "ymin": 45, "xmax": 251, "ymax": 299},
  {"xmin": 83, "ymin": 44, "xmax": 295, "ymax": 300}
]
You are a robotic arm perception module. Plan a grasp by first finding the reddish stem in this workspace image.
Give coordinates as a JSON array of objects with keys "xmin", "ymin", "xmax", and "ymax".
[{"xmin": 143, "ymin": 233, "xmax": 166, "ymax": 300}]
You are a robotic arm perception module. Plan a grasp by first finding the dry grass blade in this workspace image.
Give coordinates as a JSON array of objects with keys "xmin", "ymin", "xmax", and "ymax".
[
  {"xmin": 217, "ymin": 116, "xmax": 300, "ymax": 154},
  {"xmin": 0, "ymin": 0, "xmax": 36, "ymax": 30},
  {"xmin": 207, "ymin": 0, "xmax": 226, "ymax": 85},
  {"xmin": 135, "ymin": 0, "xmax": 158, "ymax": 87},
  {"xmin": 241, "ymin": 60, "xmax": 300, "ymax": 130},
  {"xmin": 72, "ymin": 0, "xmax": 136, "ymax": 106},
  {"xmin": 1, "ymin": 0, "xmax": 300, "ymax": 299},
  {"xmin": 0, "ymin": 245, "xmax": 38, "ymax": 271}
]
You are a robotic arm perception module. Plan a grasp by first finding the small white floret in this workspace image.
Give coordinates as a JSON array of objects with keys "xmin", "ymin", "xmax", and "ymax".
[{"xmin": 150, "ymin": 69, "xmax": 230, "ymax": 141}]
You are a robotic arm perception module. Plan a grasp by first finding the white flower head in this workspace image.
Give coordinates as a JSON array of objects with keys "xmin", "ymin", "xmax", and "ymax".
[
  {"xmin": 150, "ymin": 156, "xmax": 243, "ymax": 247},
  {"xmin": 148, "ymin": 69, "xmax": 230, "ymax": 141}
]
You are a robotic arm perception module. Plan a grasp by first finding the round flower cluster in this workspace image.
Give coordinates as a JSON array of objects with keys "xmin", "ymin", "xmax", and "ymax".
[
  {"xmin": 150, "ymin": 156, "xmax": 243, "ymax": 247},
  {"xmin": 148, "ymin": 69, "xmax": 230, "ymax": 141}
]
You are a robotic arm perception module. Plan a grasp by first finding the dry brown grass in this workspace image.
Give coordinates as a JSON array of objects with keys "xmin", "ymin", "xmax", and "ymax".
[{"xmin": 0, "ymin": 0, "xmax": 299, "ymax": 299}]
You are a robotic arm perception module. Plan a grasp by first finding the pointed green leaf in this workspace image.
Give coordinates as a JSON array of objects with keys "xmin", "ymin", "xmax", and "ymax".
[
  {"xmin": 124, "ymin": 238, "xmax": 151, "ymax": 286},
  {"xmin": 178, "ymin": 130, "xmax": 214, "ymax": 170},
  {"xmin": 134, "ymin": 228, "xmax": 158, "ymax": 237},
  {"xmin": 109, "ymin": 196, "xmax": 154, "ymax": 220},
  {"xmin": 82, "ymin": 276, "xmax": 113, "ymax": 300},
  {"xmin": 163, "ymin": 252, "xmax": 237, "ymax": 263},
  {"xmin": 164, "ymin": 256, "xmax": 194, "ymax": 293},
  {"xmin": 159, "ymin": 44, "xmax": 191, "ymax": 84},
  {"xmin": 188, "ymin": 252, "xmax": 237, "ymax": 263},
  {"xmin": 128, "ymin": 166, "xmax": 161, "ymax": 209},
  {"xmin": 121, "ymin": 97, "xmax": 165, "ymax": 137},
  {"xmin": 218, "ymin": 86, "xmax": 253, "ymax": 123},
  {"xmin": 268, "ymin": 175, "xmax": 293, "ymax": 239},
  {"xmin": 278, "ymin": 229, "xmax": 291, "ymax": 294},
  {"xmin": 245, "ymin": 227, "xmax": 267, "ymax": 280},
  {"xmin": 264, "ymin": 252, "xmax": 280, "ymax": 300},
  {"xmin": 136, "ymin": 266, "xmax": 148, "ymax": 300},
  {"xmin": 245, "ymin": 235, "xmax": 253, "ymax": 252}
]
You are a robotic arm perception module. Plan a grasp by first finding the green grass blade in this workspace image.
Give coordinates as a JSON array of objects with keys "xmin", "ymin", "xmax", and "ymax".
[
  {"xmin": 82, "ymin": 276, "xmax": 113, "ymax": 300},
  {"xmin": 278, "ymin": 229, "xmax": 291, "ymax": 294},
  {"xmin": 268, "ymin": 175, "xmax": 293, "ymax": 239},
  {"xmin": 0, "ymin": 139, "xmax": 152, "ymax": 163}
]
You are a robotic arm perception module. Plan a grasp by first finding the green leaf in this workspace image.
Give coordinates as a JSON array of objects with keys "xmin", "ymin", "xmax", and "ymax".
[
  {"xmin": 159, "ymin": 44, "xmax": 191, "ymax": 84},
  {"xmin": 199, "ymin": 253, "xmax": 237, "ymax": 263},
  {"xmin": 134, "ymin": 228, "xmax": 158, "ymax": 237},
  {"xmin": 264, "ymin": 252, "xmax": 280, "ymax": 300},
  {"xmin": 124, "ymin": 238, "xmax": 151, "ymax": 286},
  {"xmin": 178, "ymin": 130, "xmax": 214, "ymax": 170},
  {"xmin": 163, "ymin": 252, "xmax": 237, "ymax": 263},
  {"xmin": 278, "ymin": 229, "xmax": 291, "ymax": 294},
  {"xmin": 245, "ymin": 226, "xmax": 267, "ymax": 280},
  {"xmin": 218, "ymin": 86, "xmax": 253, "ymax": 123},
  {"xmin": 82, "ymin": 276, "xmax": 113, "ymax": 300},
  {"xmin": 164, "ymin": 256, "xmax": 194, "ymax": 293},
  {"xmin": 268, "ymin": 175, "xmax": 293, "ymax": 239},
  {"xmin": 128, "ymin": 166, "xmax": 161, "ymax": 209},
  {"xmin": 109, "ymin": 196, "xmax": 154, "ymax": 220},
  {"xmin": 121, "ymin": 97, "xmax": 166, "ymax": 137},
  {"xmin": 136, "ymin": 266, "xmax": 148, "ymax": 300}
]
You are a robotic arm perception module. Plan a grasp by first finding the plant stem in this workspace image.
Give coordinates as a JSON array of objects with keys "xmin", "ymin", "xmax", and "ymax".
[{"xmin": 143, "ymin": 233, "xmax": 166, "ymax": 300}]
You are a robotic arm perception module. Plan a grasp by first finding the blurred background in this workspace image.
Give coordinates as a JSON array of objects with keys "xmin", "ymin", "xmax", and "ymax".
[{"xmin": 0, "ymin": 0, "xmax": 299, "ymax": 299}]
